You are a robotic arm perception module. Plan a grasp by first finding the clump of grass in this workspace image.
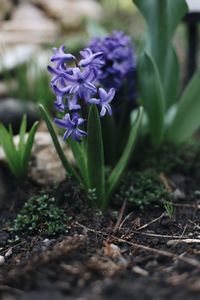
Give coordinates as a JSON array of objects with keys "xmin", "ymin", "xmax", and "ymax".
[
  {"xmin": 115, "ymin": 170, "xmax": 170, "ymax": 208},
  {"xmin": 12, "ymin": 193, "xmax": 69, "ymax": 237}
]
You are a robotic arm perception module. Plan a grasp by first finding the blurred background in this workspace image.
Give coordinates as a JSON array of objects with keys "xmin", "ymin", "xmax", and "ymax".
[{"xmin": 0, "ymin": 0, "xmax": 197, "ymax": 130}]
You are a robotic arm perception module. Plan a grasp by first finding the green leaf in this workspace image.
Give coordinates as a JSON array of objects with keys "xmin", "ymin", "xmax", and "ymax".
[
  {"xmin": 101, "ymin": 114, "xmax": 116, "ymax": 165},
  {"xmin": 19, "ymin": 115, "xmax": 27, "ymax": 151},
  {"xmin": 163, "ymin": 45, "xmax": 180, "ymax": 108},
  {"xmin": 105, "ymin": 107, "xmax": 143, "ymax": 207},
  {"xmin": 133, "ymin": 0, "xmax": 187, "ymax": 107},
  {"xmin": 138, "ymin": 53, "xmax": 165, "ymax": 147},
  {"xmin": 68, "ymin": 138, "xmax": 88, "ymax": 186},
  {"xmin": 167, "ymin": 70, "xmax": 200, "ymax": 144},
  {"xmin": 22, "ymin": 121, "xmax": 39, "ymax": 174},
  {"xmin": 87, "ymin": 105, "xmax": 105, "ymax": 207},
  {"xmin": 0, "ymin": 124, "xmax": 20, "ymax": 177},
  {"xmin": 39, "ymin": 104, "xmax": 83, "ymax": 184}
]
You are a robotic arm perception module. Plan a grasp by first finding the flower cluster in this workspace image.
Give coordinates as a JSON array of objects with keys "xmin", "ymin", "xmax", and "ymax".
[
  {"xmin": 88, "ymin": 31, "xmax": 136, "ymax": 93},
  {"xmin": 48, "ymin": 45, "xmax": 115, "ymax": 142}
]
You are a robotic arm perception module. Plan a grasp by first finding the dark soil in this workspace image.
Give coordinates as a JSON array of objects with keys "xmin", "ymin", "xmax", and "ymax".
[{"xmin": 0, "ymin": 153, "xmax": 200, "ymax": 300}]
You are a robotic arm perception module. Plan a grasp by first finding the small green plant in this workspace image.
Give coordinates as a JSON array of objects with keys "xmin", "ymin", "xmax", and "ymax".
[
  {"xmin": 0, "ymin": 115, "xmax": 38, "ymax": 180},
  {"xmin": 12, "ymin": 193, "xmax": 69, "ymax": 236},
  {"xmin": 115, "ymin": 170, "xmax": 170, "ymax": 208},
  {"xmin": 164, "ymin": 201, "xmax": 176, "ymax": 219}
]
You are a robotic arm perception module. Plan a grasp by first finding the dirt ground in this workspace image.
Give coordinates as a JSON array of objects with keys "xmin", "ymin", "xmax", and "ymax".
[{"xmin": 0, "ymin": 161, "xmax": 200, "ymax": 300}]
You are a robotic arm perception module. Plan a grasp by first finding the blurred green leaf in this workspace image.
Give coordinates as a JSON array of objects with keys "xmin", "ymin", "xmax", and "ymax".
[
  {"xmin": 168, "ymin": 70, "xmax": 200, "ymax": 144},
  {"xmin": 138, "ymin": 53, "xmax": 165, "ymax": 147}
]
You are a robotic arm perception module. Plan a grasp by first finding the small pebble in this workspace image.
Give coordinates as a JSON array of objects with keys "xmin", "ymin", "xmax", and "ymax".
[
  {"xmin": 0, "ymin": 255, "xmax": 5, "ymax": 265},
  {"xmin": 5, "ymin": 248, "xmax": 12, "ymax": 258}
]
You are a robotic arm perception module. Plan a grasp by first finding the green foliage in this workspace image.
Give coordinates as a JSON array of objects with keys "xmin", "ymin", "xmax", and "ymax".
[
  {"xmin": 115, "ymin": 170, "xmax": 170, "ymax": 208},
  {"xmin": 134, "ymin": 0, "xmax": 187, "ymax": 108},
  {"xmin": 87, "ymin": 105, "xmax": 105, "ymax": 207},
  {"xmin": 0, "ymin": 115, "xmax": 38, "ymax": 180},
  {"xmin": 134, "ymin": 0, "xmax": 200, "ymax": 146},
  {"xmin": 39, "ymin": 104, "xmax": 143, "ymax": 210},
  {"xmin": 138, "ymin": 53, "xmax": 164, "ymax": 147},
  {"xmin": 164, "ymin": 201, "xmax": 175, "ymax": 219},
  {"xmin": 168, "ymin": 70, "xmax": 200, "ymax": 143},
  {"xmin": 12, "ymin": 194, "xmax": 69, "ymax": 236},
  {"xmin": 2, "ymin": 61, "xmax": 54, "ymax": 111}
]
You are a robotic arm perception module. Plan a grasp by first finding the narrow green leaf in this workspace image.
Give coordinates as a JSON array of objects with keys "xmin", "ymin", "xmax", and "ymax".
[
  {"xmin": 168, "ymin": 70, "xmax": 200, "ymax": 144},
  {"xmin": 138, "ymin": 53, "xmax": 165, "ymax": 147},
  {"xmin": 68, "ymin": 138, "xmax": 88, "ymax": 186},
  {"xmin": 19, "ymin": 115, "xmax": 27, "ymax": 151},
  {"xmin": 22, "ymin": 121, "xmax": 39, "ymax": 175},
  {"xmin": 0, "ymin": 124, "xmax": 20, "ymax": 176},
  {"xmin": 133, "ymin": 0, "xmax": 187, "ymax": 108},
  {"xmin": 105, "ymin": 107, "xmax": 143, "ymax": 207},
  {"xmin": 87, "ymin": 105, "xmax": 105, "ymax": 207},
  {"xmin": 39, "ymin": 104, "xmax": 83, "ymax": 184}
]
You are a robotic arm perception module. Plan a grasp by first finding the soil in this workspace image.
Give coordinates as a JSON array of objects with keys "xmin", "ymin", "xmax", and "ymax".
[{"xmin": 0, "ymin": 156, "xmax": 200, "ymax": 300}]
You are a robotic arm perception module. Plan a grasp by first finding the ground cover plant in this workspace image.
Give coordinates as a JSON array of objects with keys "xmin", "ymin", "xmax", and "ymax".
[{"xmin": 0, "ymin": 0, "xmax": 200, "ymax": 299}]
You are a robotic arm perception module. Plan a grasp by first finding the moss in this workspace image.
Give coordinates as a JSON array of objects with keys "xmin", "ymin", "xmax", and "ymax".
[
  {"xmin": 11, "ymin": 193, "xmax": 69, "ymax": 237},
  {"xmin": 115, "ymin": 170, "xmax": 170, "ymax": 208}
]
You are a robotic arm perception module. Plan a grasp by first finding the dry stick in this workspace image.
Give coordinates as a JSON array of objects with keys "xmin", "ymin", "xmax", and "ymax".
[
  {"xmin": 167, "ymin": 239, "xmax": 200, "ymax": 246},
  {"xmin": 170, "ymin": 224, "xmax": 188, "ymax": 248},
  {"xmin": 136, "ymin": 213, "xmax": 166, "ymax": 231},
  {"xmin": 132, "ymin": 231, "xmax": 189, "ymax": 239},
  {"xmin": 118, "ymin": 211, "xmax": 135, "ymax": 231},
  {"xmin": 159, "ymin": 172, "xmax": 173, "ymax": 192},
  {"xmin": 113, "ymin": 199, "xmax": 127, "ymax": 233},
  {"xmin": 74, "ymin": 222, "xmax": 200, "ymax": 269}
]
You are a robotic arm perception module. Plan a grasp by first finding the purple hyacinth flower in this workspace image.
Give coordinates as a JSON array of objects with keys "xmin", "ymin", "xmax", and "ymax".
[
  {"xmin": 48, "ymin": 65, "xmax": 73, "ymax": 86},
  {"xmin": 54, "ymin": 95, "xmax": 66, "ymax": 112},
  {"xmin": 55, "ymin": 113, "xmax": 86, "ymax": 142},
  {"xmin": 88, "ymin": 31, "xmax": 136, "ymax": 91},
  {"xmin": 79, "ymin": 48, "xmax": 104, "ymax": 68},
  {"xmin": 67, "ymin": 95, "xmax": 81, "ymax": 111},
  {"xmin": 51, "ymin": 45, "xmax": 75, "ymax": 67},
  {"xmin": 89, "ymin": 88, "xmax": 115, "ymax": 117},
  {"xmin": 53, "ymin": 67, "xmax": 97, "ymax": 101}
]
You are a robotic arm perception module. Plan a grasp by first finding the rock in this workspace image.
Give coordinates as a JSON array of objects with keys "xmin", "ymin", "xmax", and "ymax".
[
  {"xmin": 0, "ymin": 0, "xmax": 13, "ymax": 21},
  {"xmin": 29, "ymin": 131, "xmax": 75, "ymax": 184},
  {"xmin": 0, "ymin": 2, "xmax": 59, "ymax": 45},
  {"xmin": 0, "ymin": 44, "xmax": 39, "ymax": 72},
  {"xmin": 0, "ymin": 255, "xmax": 5, "ymax": 266},
  {"xmin": 32, "ymin": 0, "xmax": 103, "ymax": 28},
  {"xmin": 0, "ymin": 98, "xmax": 39, "ymax": 134},
  {"xmin": 4, "ymin": 248, "xmax": 12, "ymax": 258}
]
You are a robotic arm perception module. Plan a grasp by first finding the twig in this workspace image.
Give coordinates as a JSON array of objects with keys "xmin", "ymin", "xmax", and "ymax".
[
  {"xmin": 167, "ymin": 239, "xmax": 200, "ymax": 246},
  {"xmin": 136, "ymin": 213, "xmax": 165, "ymax": 231},
  {"xmin": 132, "ymin": 231, "xmax": 188, "ymax": 239},
  {"xmin": 113, "ymin": 200, "xmax": 127, "ymax": 233}
]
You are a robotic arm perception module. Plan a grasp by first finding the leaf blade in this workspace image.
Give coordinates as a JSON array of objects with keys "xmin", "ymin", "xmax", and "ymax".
[{"xmin": 87, "ymin": 105, "xmax": 105, "ymax": 207}]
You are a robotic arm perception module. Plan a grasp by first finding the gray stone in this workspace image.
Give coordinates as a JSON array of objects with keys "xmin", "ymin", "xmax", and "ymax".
[
  {"xmin": 32, "ymin": 0, "xmax": 103, "ymax": 28},
  {"xmin": 0, "ymin": 2, "xmax": 59, "ymax": 45},
  {"xmin": 29, "ymin": 131, "xmax": 74, "ymax": 184},
  {"xmin": 0, "ymin": 0, "xmax": 13, "ymax": 21}
]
